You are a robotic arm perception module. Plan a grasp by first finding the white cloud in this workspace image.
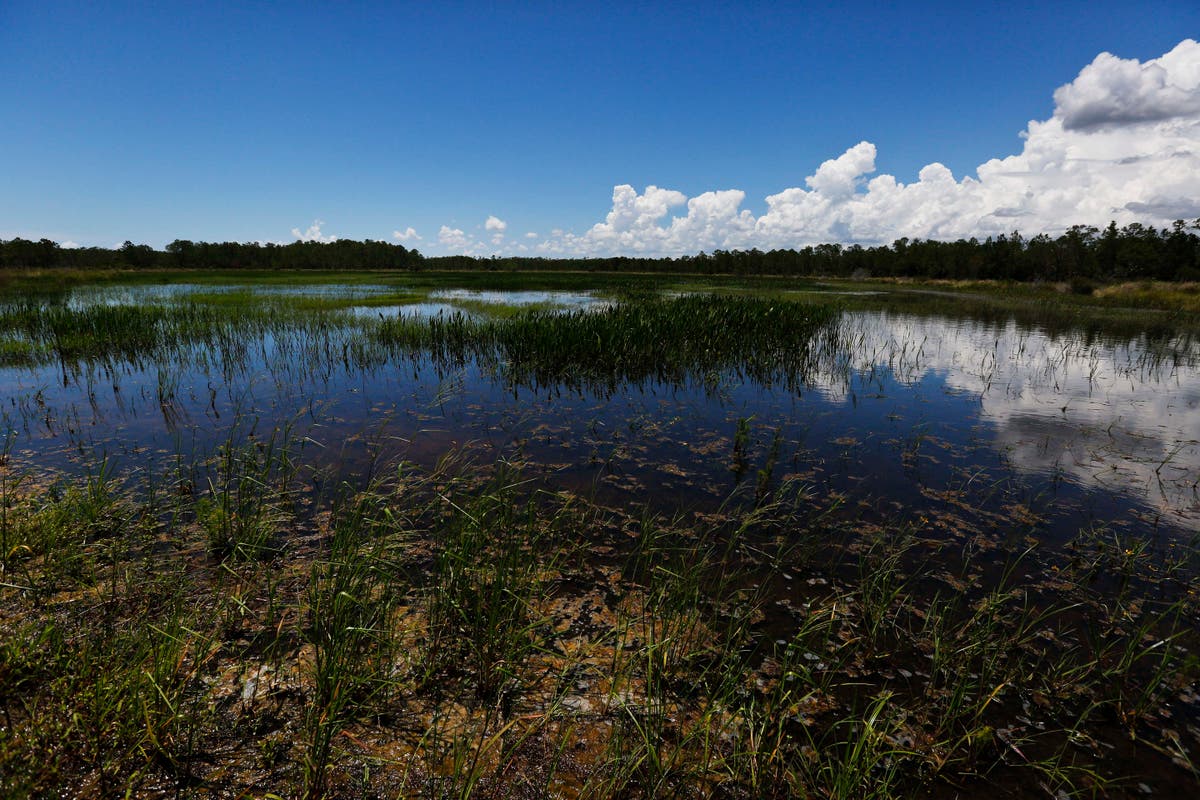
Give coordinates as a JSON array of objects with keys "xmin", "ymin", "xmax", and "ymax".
[
  {"xmin": 292, "ymin": 219, "xmax": 338, "ymax": 243},
  {"xmin": 507, "ymin": 39, "xmax": 1200, "ymax": 258},
  {"xmin": 438, "ymin": 225, "xmax": 470, "ymax": 250},
  {"xmin": 483, "ymin": 216, "xmax": 508, "ymax": 247},
  {"xmin": 805, "ymin": 141, "xmax": 877, "ymax": 200},
  {"xmin": 1054, "ymin": 39, "xmax": 1200, "ymax": 131},
  {"xmin": 393, "ymin": 227, "xmax": 421, "ymax": 242},
  {"xmin": 524, "ymin": 232, "xmax": 538, "ymax": 239},
  {"xmin": 60, "ymin": 240, "xmax": 79, "ymax": 249}
]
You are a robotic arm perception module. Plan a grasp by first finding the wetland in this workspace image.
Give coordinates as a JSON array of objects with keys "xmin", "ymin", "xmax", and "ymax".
[{"xmin": 1, "ymin": 270, "xmax": 1198, "ymax": 798}]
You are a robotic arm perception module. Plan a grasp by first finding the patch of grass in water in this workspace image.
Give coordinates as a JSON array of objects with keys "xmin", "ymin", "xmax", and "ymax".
[
  {"xmin": 444, "ymin": 297, "xmax": 570, "ymax": 320},
  {"xmin": 180, "ymin": 286, "xmax": 429, "ymax": 312},
  {"xmin": 0, "ymin": 337, "xmax": 52, "ymax": 368},
  {"xmin": 492, "ymin": 294, "xmax": 840, "ymax": 393},
  {"xmin": 0, "ymin": 454, "xmax": 1197, "ymax": 797}
]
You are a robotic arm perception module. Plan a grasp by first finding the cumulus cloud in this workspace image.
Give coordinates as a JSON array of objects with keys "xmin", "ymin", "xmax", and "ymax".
[
  {"xmin": 422, "ymin": 40, "xmax": 1200, "ymax": 257},
  {"xmin": 438, "ymin": 225, "xmax": 470, "ymax": 250},
  {"xmin": 1055, "ymin": 39, "xmax": 1200, "ymax": 130},
  {"xmin": 481, "ymin": 216, "xmax": 507, "ymax": 246},
  {"xmin": 292, "ymin": 220, "xmax": 338, "ymax": 243},
  {"xmin": 462, "ymin": 39, "xmax": 1200, "ymax": 258},
  {"xmin": 393, "ymin": 227, "xmax": 421, "ymax": 242},
  {"xmin": 536, "ymin": 185, "xmax": 716, "ymax": 256},
  {"xmin": 805, "ymin": 142, "xmax": 878, "ymax": 199}
]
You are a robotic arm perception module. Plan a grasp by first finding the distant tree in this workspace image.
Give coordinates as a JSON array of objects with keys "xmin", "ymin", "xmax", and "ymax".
[{"xmin": 1097, "ymin": 221, "xmax": 1120, "ymax": 278}]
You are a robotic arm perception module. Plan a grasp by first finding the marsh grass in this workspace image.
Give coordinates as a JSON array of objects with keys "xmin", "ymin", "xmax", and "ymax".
[
  {"xmin": 1093, "ymin": 280, "xmax": 1200, "ymax": 313},
  {"xmin": 198, "ymin": 425, "xmax": 302, "ymax": 561},
  {"xmin": 1, "ymin": 278, "xmax": 1198, "ymax": 797},
  {"xmin": 421, "ymin": 472, "xmax": 560, "ymax": 704},
  {"xmin": 492, "ymin": 294, "xmax": 839, "ymax": 394},
  {"xmin": 0, "ymin": 292, "xmax": 842, "ymax": 403},
  {"xmin": 0, "ymin": 539, "xmax": 215, "ymax": 796},
  {"xmin": 302, "ymin": 486, "xmax": 402, "ymax": 798},
  {"xmin": 0, "ymin": 453, "xmax": 1196, "ymax": 797}
]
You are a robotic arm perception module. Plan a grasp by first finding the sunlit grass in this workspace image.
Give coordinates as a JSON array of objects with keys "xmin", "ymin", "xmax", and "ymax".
[
  {"xmin": 0, "ymin": 274, "xmax": 1198, "ymax": 797},
  {"xmin": 2, "ymin": 453, "xmax": 1193, "ymax": 796}
]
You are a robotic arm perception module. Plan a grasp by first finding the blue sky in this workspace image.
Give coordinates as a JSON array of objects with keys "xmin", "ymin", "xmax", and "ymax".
[{"xmin": 3, "ymin": 1, "xmax": 1199, "ymax": 255}]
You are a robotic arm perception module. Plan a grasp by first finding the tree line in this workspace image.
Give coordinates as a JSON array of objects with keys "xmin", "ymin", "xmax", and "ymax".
[
  {"xmin": 0, "ymin": 238, "xmax": 425, "ymax": 272},
  {"xmin": 3, "ymin": 220, "xmax": 1199, "ymax": 282}
]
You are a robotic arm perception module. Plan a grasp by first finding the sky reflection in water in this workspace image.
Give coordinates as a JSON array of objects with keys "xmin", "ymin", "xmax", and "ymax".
[{"xmin": 2, "ymin": 285, "xmax": 1197, "ymax": 542}]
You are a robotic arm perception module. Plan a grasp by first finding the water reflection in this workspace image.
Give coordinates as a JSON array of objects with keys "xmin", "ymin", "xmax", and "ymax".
[
  {"xmin": 818, "ymin": 312, "xmax": 1200, "ymax": 528},
  {"xmin": 428, "ymin": 288, "xmax": 609, "ymax": 309},
  {"xmin": 57, "ymin": 282, "xmax": 398, "ymax": 309},
  {"xmin": 2, "ymin": 285, "xmax": 1198, "ymax": 540}
]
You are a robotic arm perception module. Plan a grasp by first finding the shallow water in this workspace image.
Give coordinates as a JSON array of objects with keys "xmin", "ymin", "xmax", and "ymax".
[
  {"xmin": 822, "ymin": 311, "xmax": 1200, "ymax": 532},
  {"xmin": 429, "ymin": 287, "xmax": 609, "ymax": 308},
  {"xmin": 2, "ymin": 283, "xmax": 1198, "ymax": 546},
  {"xmin": 57, "ymin": 282, "xmax": 399, "ymax": 308}
]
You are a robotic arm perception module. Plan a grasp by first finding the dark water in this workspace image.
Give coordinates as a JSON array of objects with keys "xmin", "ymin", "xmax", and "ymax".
[{"xmin": 2, "ymin": 284, "xmax": 1198, "ymax": 547}]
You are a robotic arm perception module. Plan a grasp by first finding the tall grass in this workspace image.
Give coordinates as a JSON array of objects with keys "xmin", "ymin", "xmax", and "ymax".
[
  {"xmin": 302, "ymin": 485, "xmax": 401, "ymax": 798},
  {"xmin": 198, "ymin": 424, "xmax": 301, "ymax": 560},
  {"xmin": 0, "ymin": 293, "xmax": 842, "ymax": 396},
  {"xmin": 490, "ymin": 294, "xmax": 840, "ymax": 394},
  {"xmin": 1, "ymin": 280, "xmax": 1197, "ymax": 797},
  {"xmin": 0, "ymin": 454, "xmax": 1196, "ymax": 796}
]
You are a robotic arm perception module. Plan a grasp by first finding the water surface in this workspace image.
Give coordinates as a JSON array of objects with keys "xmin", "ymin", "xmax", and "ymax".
[{"xmin": 3, "ymin": 282, "xmax": 1198, "ymax": 545}]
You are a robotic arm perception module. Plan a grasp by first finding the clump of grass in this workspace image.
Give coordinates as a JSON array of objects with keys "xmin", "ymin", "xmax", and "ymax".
[
  {"xmin": 198, "ymin": 426, "xmax": 300, "ymax": 560},
  {"xmin": 799, "ymin": 692, "xmax": 912, "ymax": 800},
  {"xmin": 731, "ymin": 415, "xmax": 752, "ymax": 480},
  {"xmin": 492, "ymin": 294, "xmax": 840, "ymax": 394},
  {"xmin": 302, "ymin": 485, "xmax": 401, "ymax": 798},
  {"xmin": 0, "ymin": 459, "xmax": 130, "ymax": 593},
  {"xmin": 421, "ymin": 468, "xmax": 560, "ymax": 704},
  {"xmin": 854, "ymin": 527, "xmax": 916, "ymax": 652}
]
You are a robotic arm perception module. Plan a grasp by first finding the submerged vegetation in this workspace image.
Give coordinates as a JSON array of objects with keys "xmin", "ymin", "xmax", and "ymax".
[
  {"xmin": 2, "ymin": 452, "xmax": 1197, "ymax": 798},
  {"xmin": 0, "ymin": 280, "xmax": 1198, "ymax": 797}
]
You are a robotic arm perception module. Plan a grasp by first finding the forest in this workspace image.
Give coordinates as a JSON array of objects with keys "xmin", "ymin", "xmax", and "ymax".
[{"xmin": 2, "ymin": 219, "xmax": 1199, "ymax": 282}]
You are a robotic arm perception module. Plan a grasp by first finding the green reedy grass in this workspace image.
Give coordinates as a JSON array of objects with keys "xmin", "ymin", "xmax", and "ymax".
[
  {"xmin": 0, "ymin": 440, "xmax": 1197, "ymax": 795},
  {"xmin": 0, "ymin": 459, "xmax": 131, "ymax": 594},
  {"xmin": 800, "ymin": 692, "xmax": 911, "ymax": 800},
  {"xmin": 0, "ymin": 549, "xmax": 211, "ymax": 796},
  {"xmin": 0, "ymin": 294, "xmax": 354, "ymax": 369},
  {"xmin": 443, "ymin": 297, "xmax": 570, "ymax": 320},
  {"xmin": 302, "ymin": 485, "xmax": 402, "ymax": 798},
  {"xmin": 421, "ymin": 469, "xmax": 560, "ymax": 704},
  {"xmin": 0, "ymin": 292, "xmax": 844, "ymax": 400},
  {"xmin": 198, "ymin": 426, "xmax": 301, "ymax": 561},
  {"xmin": 492, "ymin": 294, "xmax": 839, "ymax": 394},
  {"xmin": 855, "ymin": 527, "xmax": 916, "ymax": 652}
]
